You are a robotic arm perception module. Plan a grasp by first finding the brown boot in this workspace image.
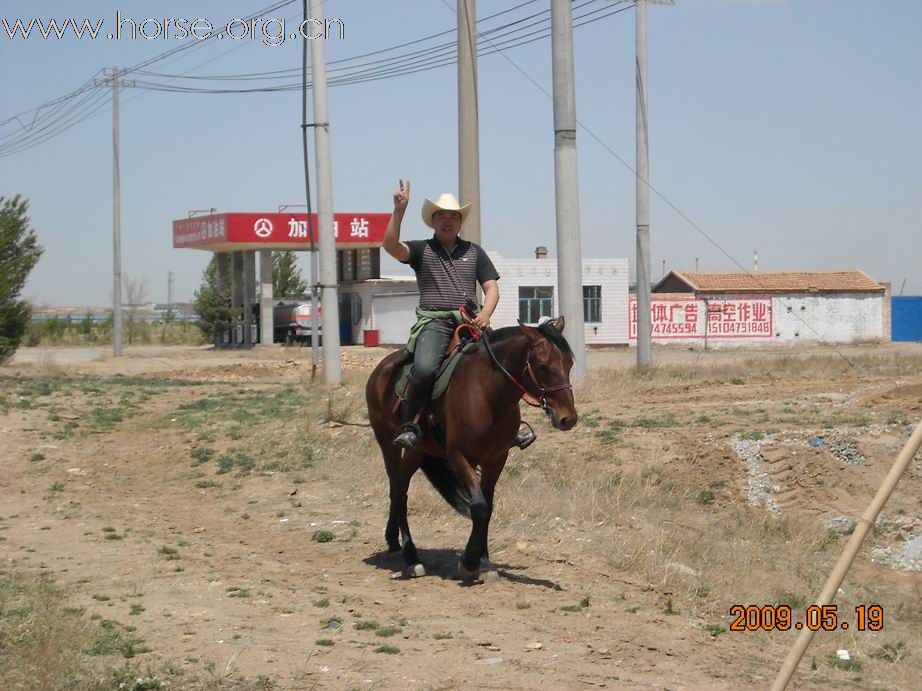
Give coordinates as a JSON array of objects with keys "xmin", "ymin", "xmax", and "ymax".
[
  {"xmin": 513, "ymin": 422, "xmax": 537, "ymax": 450},
  {"xmin": 393, "ymin": 377, "xmax": 429, "ymax": 449}
]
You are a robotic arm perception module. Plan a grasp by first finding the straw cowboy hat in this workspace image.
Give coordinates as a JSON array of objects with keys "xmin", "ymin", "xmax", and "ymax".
[{"xmin": 421, "ymin": 193, "xmax": 472, "ymax": 229}]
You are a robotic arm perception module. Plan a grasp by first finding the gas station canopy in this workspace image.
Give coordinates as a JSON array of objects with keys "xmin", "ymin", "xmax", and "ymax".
[{"xmin": 172, "ymin": 211, "xmax": 389, "ymax": 252}]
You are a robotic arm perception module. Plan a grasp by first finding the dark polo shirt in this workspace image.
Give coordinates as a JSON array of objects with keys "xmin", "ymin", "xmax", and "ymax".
[{"xmin": 401, "ymin": 236, "xmax": 500, "ymax": 310}]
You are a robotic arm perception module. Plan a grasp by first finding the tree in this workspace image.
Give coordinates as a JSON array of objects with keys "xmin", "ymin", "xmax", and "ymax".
[
  {"xmin": 0, "ymin": 195, "xmax": 44, "ymax": 363},
  {"xmin": 123, "ymin": 274, "xmax": 148, "ymax": 345},
  {"xmin": 79, "ymin": 310, "xmax": 94, "ymax": 337},
  {"xmin": 272, "ymin": 251, "xmax": 308, "ymax": 298},
  {"xmin": 193, "ymin": 255, "xmax": 232, "ymax": 344}
]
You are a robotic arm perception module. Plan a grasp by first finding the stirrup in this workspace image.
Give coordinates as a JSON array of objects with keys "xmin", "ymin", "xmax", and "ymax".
[
  {"xmin": 393, "ymin": 422, "xmax": 422, "ymax": 449},
  {"xmin": 513, "ymin": 422, "xmax": 537, "ymax": 450}
]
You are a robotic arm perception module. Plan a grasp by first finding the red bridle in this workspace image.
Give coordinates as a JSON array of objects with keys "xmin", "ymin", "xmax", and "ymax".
[{"xmin": 508, "ymin": 337, "xmax": 573, "ymax": 410}]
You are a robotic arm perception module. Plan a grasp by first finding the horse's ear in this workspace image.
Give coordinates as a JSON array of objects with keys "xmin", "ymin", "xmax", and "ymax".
[
  {"xmin": 549, "ymin": 316, "xmax": 565, "ymax": 333},
  {"xmin": 516, "ymin": 319, "xmax": 541, "ymax": 341}
]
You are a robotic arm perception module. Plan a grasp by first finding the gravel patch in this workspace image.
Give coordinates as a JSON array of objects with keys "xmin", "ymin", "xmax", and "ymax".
[
  {"xmin": 826, "ymin": 515, "xmax": 857, "ymax": 535},
  {"xmin": 728, "ymin": 434, "xmax": 781, "ymax": 514},
  {"xmin": 822, "ymin": 434, "xmax": 866, "ymax": 465},
  {"xmin": 871, "ymin": 533, "xmax": 922, "ymax": 572}
]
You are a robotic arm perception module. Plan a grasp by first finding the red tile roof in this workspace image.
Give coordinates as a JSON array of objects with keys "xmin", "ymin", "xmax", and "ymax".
[{"xmin": 657, "ymin": 270, "xmax": 884, "ymax": 294}]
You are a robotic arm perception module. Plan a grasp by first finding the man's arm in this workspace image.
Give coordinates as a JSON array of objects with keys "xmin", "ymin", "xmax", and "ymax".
[
  {"xmin": 382, "ymin": 179, "xmax": 411, "ymax": 263},
  {"xmin": 474, "ymin": 279, "xmax": 499, "ymax": 329}
]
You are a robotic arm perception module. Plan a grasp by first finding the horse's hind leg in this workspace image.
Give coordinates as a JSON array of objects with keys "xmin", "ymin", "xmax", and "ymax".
[
  {"xmin": 379, "ymin": 439, "xmax": 425, "ymax": 577},
  {"xmin": 443, "ymin": 450, "xmax": 491, "ymax": 583}
]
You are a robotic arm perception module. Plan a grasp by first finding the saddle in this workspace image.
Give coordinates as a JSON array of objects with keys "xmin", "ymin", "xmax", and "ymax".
[{"xmin": 393, "ymin": 340, "xmax": 480, "ymax": 403}]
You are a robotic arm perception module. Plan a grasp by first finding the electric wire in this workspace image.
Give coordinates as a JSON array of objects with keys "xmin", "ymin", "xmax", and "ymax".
[
  {"xmin": 436, "ymin": 0, "xmax": 860, "ymax": 366},
  {"xmin": 0, "ymin": 1, "xmax": 618, "ymax": 153},
  {"xmin": 125, "ymin": 2, "xmax": 631, "ymax": 95}
]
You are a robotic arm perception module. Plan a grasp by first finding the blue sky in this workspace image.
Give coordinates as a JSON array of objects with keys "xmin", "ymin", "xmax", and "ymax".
[{"xmin": 2, "ymin": 0, "xmax": 920, "ymax": 307}]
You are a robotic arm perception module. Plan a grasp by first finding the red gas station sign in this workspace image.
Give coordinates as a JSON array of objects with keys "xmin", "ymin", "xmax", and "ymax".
[{"xmin": 173, "ymin": 212, "xmax": 389, "ymax": 251}]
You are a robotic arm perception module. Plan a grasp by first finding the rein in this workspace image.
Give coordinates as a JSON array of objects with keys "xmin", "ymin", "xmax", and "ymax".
[{"xmin": 479, "ymin": 331, "xmax": 572, "ymax": 411}]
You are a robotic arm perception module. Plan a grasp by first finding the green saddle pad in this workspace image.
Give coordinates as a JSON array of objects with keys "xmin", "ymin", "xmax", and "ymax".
[{"xmin": 395, "ymin": 341, "xmax": 480, "ymax": 401}]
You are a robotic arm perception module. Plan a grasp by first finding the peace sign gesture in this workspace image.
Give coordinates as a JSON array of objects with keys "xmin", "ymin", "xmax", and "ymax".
[{"xmin": 393, "ymin": 179, "xmax": 410, "ymax": 213}]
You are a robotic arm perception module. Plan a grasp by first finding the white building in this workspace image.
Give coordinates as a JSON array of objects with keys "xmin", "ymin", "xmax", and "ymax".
[
  {"xmin": 642, "ymin": 270, "xmax": 889, "ymax": 347},
  {"xmin": 489, "ymin": 248, "xmax": 629, "ymax": 346},
  {"xmin": 348, "ymin": 247, "xmax": 630, "ymax": 346}
]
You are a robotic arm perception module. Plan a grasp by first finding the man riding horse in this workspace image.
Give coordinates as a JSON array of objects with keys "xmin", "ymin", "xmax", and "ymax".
[{"xmin": 381, "ymin": 179, "xmax": 534, "ymax": 450}]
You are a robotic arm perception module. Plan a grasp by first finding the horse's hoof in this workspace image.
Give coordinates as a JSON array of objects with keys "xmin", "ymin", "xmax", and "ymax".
[
  {"xmin": 458, "ymin": 560, "xmax": 481, "ymax": 584},
  {"xmin": 479, "ymin": 560, "xmax": 500, "ymax": 583},
  {"xmin": 402, "ymin": 562, "xmax": 426, "ymax": 578}
]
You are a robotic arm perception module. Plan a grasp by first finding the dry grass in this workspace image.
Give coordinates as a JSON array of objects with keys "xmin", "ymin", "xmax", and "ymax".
[
  {"xmin": 0, "ymin": 569, "xmax": 304, "ymax": 690},
  {"xmin": 0, "ymin": 572, "xmax": 100, "ymax": 690},
  {"xmin": 582, "ymin": 349, "xmax": 922, "ymax": 391},
  {"xmin": 6, "ymin": 345, "xmax": 921, "ymax": 688}
]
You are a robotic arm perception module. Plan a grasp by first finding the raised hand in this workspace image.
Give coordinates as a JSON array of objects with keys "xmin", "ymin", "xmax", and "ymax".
[{"xmin": 393, "ymin": 179, "xmax": 410, "ymax": 213}]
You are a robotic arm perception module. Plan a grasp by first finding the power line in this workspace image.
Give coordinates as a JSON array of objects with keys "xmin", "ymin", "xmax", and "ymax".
[
  {"xmin": 135, "ymin": 0, "xmax": 609, "ymax": 87},
  {"xmin": 0, "ymin": 74, "xmax": 101, "ymax": 130},
  {"xmin": 0, "ymin": 0, "xmax": 299, "ymax": 132},
  {"xmin": 0, "ymin": 3, "xmax": 308, "ymax": 156},
  {"xmin": 123, "ymin": 0, "xmax": 300, "ymax": 74},
  {"xmin": 132, "ymin": 0, "xmax": 544, "ymax": 82},
  {"xmin": 434, "ymin": 0, "xmax": 860, "ymax": 367},
  {"xmin": 1, "ymin": 0, "xmax": 622, "ymax": 155},
  {"xmin": 125, "ymin": 2, "xmax": 630, "ymax": 95},
  {"xmin": 0, "ymin": 85, "xmax": 110, "ymax": 156}
]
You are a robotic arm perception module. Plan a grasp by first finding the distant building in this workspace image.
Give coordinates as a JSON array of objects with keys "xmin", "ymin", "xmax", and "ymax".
[{"xmin": 641, "ymin": 270, "xmax": 889, "ymax": 347}]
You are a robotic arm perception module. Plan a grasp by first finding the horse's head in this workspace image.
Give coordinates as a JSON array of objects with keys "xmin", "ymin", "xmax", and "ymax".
[{"xmin": 518, "ymin": 316, "xmax": 578, "ymax": 431}]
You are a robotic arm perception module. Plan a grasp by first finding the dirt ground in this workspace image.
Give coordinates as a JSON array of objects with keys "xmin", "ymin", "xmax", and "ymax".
[{"xmin": 2, "ymin": 342, "xmax": 922, "ymax": 690}]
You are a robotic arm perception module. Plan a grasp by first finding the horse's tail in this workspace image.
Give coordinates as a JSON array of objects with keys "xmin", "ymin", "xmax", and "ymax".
[{"xmin": 420, "ymin": 454, "xmax": 471, "ymax": 518}]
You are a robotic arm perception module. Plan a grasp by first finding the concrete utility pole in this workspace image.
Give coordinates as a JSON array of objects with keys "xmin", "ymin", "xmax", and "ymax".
[
  {"xmin": 458, "ymin": 0, "xmax": 481, "ymax": 247},
  {"xmin": 243, "ymin": 251, "xmax": 256, "ymax": 344},
  {"xmin": 635, "ymin": 0, "xmax": 672, "ymax": 368},
  {"xmin": 302, "ymin": 0, "xmax": 320, "ymax": 373},
  {"xmin": 166, "ymin": 271, "xmax": 174, "ymax": 312},
  {"xmin": 635, "ymin": 1, "xmax": 651, "ymax": 367},
  {"xmin": 215, "ymin": 253, "xmax": 229, "ymax": 346},
  {"xmin": 231, "ymin": 253, "xmax": 244, "ymax": 344},
  {"xmin": 550, "ymin": 0, "xmax": 586, "ymax": 383},
  {"xmin": 258, "ymin": 251, "xmax": 273, "ymax": 345},
  {"xmin": 310, "ymin": 0, "xmax": 341, "ymax": 385},
  {"xmin": 110, "ymin": 66, "xmax": 123, "ymax": 357}
]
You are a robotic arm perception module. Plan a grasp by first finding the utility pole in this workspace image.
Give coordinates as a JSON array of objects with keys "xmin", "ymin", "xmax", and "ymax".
[
  {"xmin": 550, "ymin": 0, "xmax": 586, "ymax": 383},
  {"xmin": 635, "ymin": 0, "xmax": 672, "ymax": 368},
  {"xmin": 110, "ymin": 66, "xmax": 123, "ymax": 357},
  {"xmin": 310, "ymin": 0, "xmax": 341, "ymax": 385},
  {"xmin": 96, "ymin": 66, "xmax": 135, "ymax": 356},
  {"xmin": 458, "ymin": 0, "xmax": 481, "ymax": 248},
  {"xmin": 167, "ymin": 270, "xmax": 174, "ymax": 314},
  {"xmin": 301, "ymin": 0, "xmax": 320, "ymax": 375}
]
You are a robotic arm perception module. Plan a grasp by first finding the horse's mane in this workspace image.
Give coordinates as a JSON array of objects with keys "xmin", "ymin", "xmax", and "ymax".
[{"xmin": 488, "ymin": 321, "xmax": 573, "ymax": 357}]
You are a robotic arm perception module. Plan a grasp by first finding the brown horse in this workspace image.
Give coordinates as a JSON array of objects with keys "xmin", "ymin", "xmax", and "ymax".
[{"xmin": 365, "ymin": 316, "xmax": 578, "ymax": 582}]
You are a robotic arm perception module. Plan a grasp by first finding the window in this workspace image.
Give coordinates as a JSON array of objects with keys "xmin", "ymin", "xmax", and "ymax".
[
  {"xmin": 583, "ymin": 285, "xmax": 601, "ymax": 323},
  {"xmin": 518, "ymin": 286, "xmax": 554, "ymax": 323}
]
